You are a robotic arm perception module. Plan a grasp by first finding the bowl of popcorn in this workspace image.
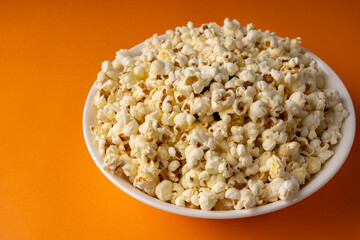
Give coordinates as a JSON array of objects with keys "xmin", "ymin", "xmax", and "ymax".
[{"xmin": 83, "ymin": 19, "xmax": 355, "ymax": 218}]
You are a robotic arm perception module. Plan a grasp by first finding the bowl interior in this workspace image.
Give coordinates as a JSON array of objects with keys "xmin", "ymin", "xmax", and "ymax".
[{"xmin": 83, "ymin": 35, "xmax": 356, "ymax": 219}]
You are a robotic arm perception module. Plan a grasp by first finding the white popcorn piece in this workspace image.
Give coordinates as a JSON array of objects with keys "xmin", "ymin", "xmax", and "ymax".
[
  {"xmin": 260, "ymin": 156, "xmax": 286, "ymax": 180},
  {"xmin": 245, "ymin": 163, "xmax": 259, "ymax": 176},
  {"xmin": 289, "ymin": 92, "xmax": 307, "ymax": 109},
  {"xmin": 266, "ymin": 178, "xmax": 285, "ymax": 202},
  {"xmin": 249, "ymin": 100, "xmax": 268, "ymax": 123},
  {"xmin": 210, "ymin": 181, "xmax": 227, "ymax": 200},
  {"xmin": 180, "ymin": 169, "xmax": 201, "ymax": 189},
  {"xmin": 170, "ymin": 185, "xmax": 185, "ymax": 205},
  {"xmin": 317, "ymin": 149, "xmax": 334, "ymax": 163},
  {"xmin": 230, "ymin": 144, "xmax": 253, "ymax": 167},
  {"xmin": 150, "ymin": 60, "xmax": 165, "ymax": 76},
  {"xmin": 101, "ymin": 60, "xmax": 113, "ymax": 72},
  {"xmin": 223, "ymin": 18, "xmax": 242, "ymax": 37},
  {"xmin": 228, "ymin": 171, "xmax": 247, "ymax": 187},
  {"xmin": 243, "ymin": 30, "xmax": 261, "ymax": 46},
  {"xmin": 155, "ymin": 180, "xmax": 173, "ymax": 201},
  {"xmin": 181, "ymin": 189, "xmax": 197, "ymax": 203},
  {"xmin": 237, "ymin": 188, "xmax": 256, "ymax": 209},
  {"xmin": 225, "ymin": 188, "xmax": 241, "ymax": 200},
  {"xmin": 199, "ymin": 190, "xmax": 217, "ymax": 211},
  {"xmin": 278, "ymin": 142, "xmax": 300, "ymax": 160},
  {"xmin": 185, "ymin": 145, "xmax": 204, "ymax": 168},
  {"xmin": 103, "ymin": 145, "xmax": 121, "ymax": 170},
  {"xmin": 175, "ymin": 196, "xmax": 186, "ymax": 207},
  {"xmin": 290, "ymin": 163, "xmax": 308, "ymax": 185},
  {"xmin": 324, "ymin": 89, "xmax": 340, "ymax": 109},
  {"xmin": 206, "ymin": 174, "xmax": 225, "ymax": 189},
  {"xmin": 224, "ymin": 62, "xmax": 239, "ymax": 76},
  {"xmin": 279, "ymin": 179, "xmax": 299, "ymax": 200},
  {"xmin": 306, "ymin": 156, "xmax": 322, "ymax": 174},
  {"xmin": 133, "ymin": 162, "xmax": 160, "ymax": 196},
  {"xmin": 248, "ymin": 179, "xmax": 265, "ymax": 198},
  {"xmin": 238, "ymin": 69, "xmax": 256, "ymax": 83}
]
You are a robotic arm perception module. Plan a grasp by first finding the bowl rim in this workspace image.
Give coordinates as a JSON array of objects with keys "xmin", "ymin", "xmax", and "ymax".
[{"xmin": 83, "ymin": 34, "xmax": 356, "ymax": 219}]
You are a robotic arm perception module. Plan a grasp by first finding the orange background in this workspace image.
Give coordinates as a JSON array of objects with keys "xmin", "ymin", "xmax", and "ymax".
[{"xmin": 1, "ymin": 0, "xmax": 359, "ymax": 239}]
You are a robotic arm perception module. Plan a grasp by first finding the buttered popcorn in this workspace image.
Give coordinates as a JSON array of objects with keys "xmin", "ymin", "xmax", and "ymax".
[{"xmin": 91, "ymin": 19, "xmax": 348, "ymax": 210}]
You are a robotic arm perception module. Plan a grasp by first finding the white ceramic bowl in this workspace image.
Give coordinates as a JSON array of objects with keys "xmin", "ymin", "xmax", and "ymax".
[{"xmin": 83, "ymin": 34, "xmax": 356, "ymax": 219}]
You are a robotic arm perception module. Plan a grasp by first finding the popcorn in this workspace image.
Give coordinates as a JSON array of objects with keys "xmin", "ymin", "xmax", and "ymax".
[
  {"xmin": 324, "ymin": 89, "xmax": 340, "ymax": 109},
  {"xmin": 180, "ymin": 169, "xmax": 201, "ymax": 189},
  {"xmin": 199, "ymin": 190, "xmax": 217, "ymax": 210},
  {"xmin": 245, "ymin": 163, "xmax": 259, "ymax": 176},
  {"xmin": 150, "ymin": 60, "xmax": 165, "ymax": 76},
  {"xmin": 248, "ymin": 179, "xmax": 266, "ymax": 197},
  {"xmin": 289, "ymin": 163, "xmax": 308, "ymax": 185},
  {"xmin": 206, "ymin": 174, "xmax": 226, "ymax": 188},
  {"xmin": 168, "ymin": 160, "xmax": 181, "ymax": 172},
  {"xmin": 223, "ymin": 18, "xmax": 242, "ymax": 37},
  {"xmin": 211, "ymin": 182, "xmax": 227, "ymax": 200},
  {"xmin": 120, "ymin": 72, "xmax": 136, "ymax": 89},
  {"xmin": 171, "ymin": 183, "xmax": 184, "ymax": 204},
  {"xmin": 266, "ymin": 178, "xmax": 285, "ymax": 202},
  {"xmin": 218, "ymin": 161, "xmax": 233, "ymax": 178},
  {"xmin": 225, "ymin": 188, "xmax": 241, "ymax": 200},
  {"xmin": 103, "ymin": 145, "xmax": 121, "ymax": 170},
  {"xmin": 249, "ymin": 100, "xmax": 268, "ymax": 123},
  {"xmin": 260, "ymin": 155, "xmax": 286, "ymax": 180},
  {"xmin": 224, "ymin": 62, "xmax": 239, "ymax": 76},
  {"xmin": 182, "ymin": 189, "xmax": 197, "ymax": 203},
  {"xmin": 301, "ymin": 110, "xmax": 322, "ymax": 130},
  {"xmin": 242, "ymin": 30, "xmax": 261, "ymax": 46},
  {"xmin": 289, "ymin": 92, "xmax": 307, "ymax": 109},
  {"xmin": 238, "ymin": 69, "xmax": 256, "ymax": 83},
  {"xmin": 134, "ymin": 162, "xmax": 160, "ymax": 196},
  {"xmin": 173, "ymin": 111, "xmax": 186, "ymax": 126},
  {"xmin": 92, "ymin": 19, "xmax": 348, "ymax": 211},
  {"xmin": 155, "ymin": 180, "xmax": 173, "ymax": 201},
  {"xmin": 278, "ymin": 142, "xmax": 300, "ymax": 161},
  {"xmin": 211, "ymin": 88, "xmax": 235, "ymax": 112},
  {"xmin": 306, "ymin": 156, "xmax": 322, "ymax": 174},
  {"xmin": 237, "ymin": 188, "xmax": 256, "ymax": 209},
  {"xmin": 261, "ymin": 129, "xmax": 277, "ymax": 151},
  {"xmin": 175, "ymin": 196, "xmax": 185, "ymax": 207},
  {"xmin": 317, "ymin": 149, "xmax": 334, "ymax": 163},
  {"xmin": 185, "ymin": 145, "xmax": 204, "ymax": 168},
  {"xmin": 230, "ymin": 144, "xmax": 253, "ymax": 167},
  {"xmin": 279, "ymin": 179, "xmax": 299, "ymax": 200},
  {"xmin": 191, "ymin": 194, "xmax": 200, "ymax": 206},
  {"xmin": 101, "ymin": 60, "xmax": 113, "ymax": 72}
]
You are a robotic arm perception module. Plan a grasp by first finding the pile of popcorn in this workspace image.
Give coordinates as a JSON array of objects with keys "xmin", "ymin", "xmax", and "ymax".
[{"xmin": 91, "ymin": 19, "xmax": 348, "ymax": 210}]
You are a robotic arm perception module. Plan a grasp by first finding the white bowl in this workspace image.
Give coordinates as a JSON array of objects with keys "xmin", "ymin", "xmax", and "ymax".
[{"xmin": 83, "ymin": 34, "xmax": 356, "ymax": 219}]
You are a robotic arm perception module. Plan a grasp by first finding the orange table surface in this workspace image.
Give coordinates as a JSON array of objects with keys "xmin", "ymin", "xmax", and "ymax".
[{"xmin": 1, "ymin": 0, "xmax": 359, "ymax": 239}]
